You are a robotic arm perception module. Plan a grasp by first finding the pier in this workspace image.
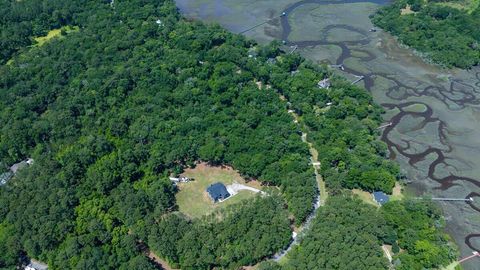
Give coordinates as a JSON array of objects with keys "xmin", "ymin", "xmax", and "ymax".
[
  {"xmin": 458, "ymin": 251, "xmax": 479, "ymax": 264},
  {"xmin": 290, "ymin": 45, "xmax": 298, "ymax": 54},
  {"xmin": 330, "ymin": 64, "xmax": 345, "ymax": 71},
  {"xmin": 239, "ymin": 12, "xmax": 286, "ymax": 34},
  {"xmin": 351, "ymin": 75, "xmax": 364, "ymax": 85},
  {"xmin": 377, "ymin": 122, "xmax": 393, "ymax": 129},
  {"xmin": 431, "ymin": 197, "xmax": 474, "ymax": 202}
]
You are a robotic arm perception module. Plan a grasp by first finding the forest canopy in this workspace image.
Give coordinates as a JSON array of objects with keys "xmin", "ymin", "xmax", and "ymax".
[
  {"xmin": 0, "ymin": 0, "xmax": 457, "ymax": 269},
  {"xmin": 372, "ymin": 0, "xmax": 480, "ymax": 68},
  {"xmin": 258, "ymin": 195, "xmax": 457, "ymax": 270}
]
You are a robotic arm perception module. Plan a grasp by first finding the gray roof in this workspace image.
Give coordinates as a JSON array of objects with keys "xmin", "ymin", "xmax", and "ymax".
[
  {"xmin": 27, "ymin": 259, "xmax": 48, "ymax": 270},
  {"xmin": 10, "ymin": 161, "xmax": 27, "ymax": 174},
  {"xmin": 206, "ymin": 183, "xmax": 230, "ymax": 202},
  {"xmin": 373, "ymin": 191, "xmax": 389, "ymax": 205},
  {"xmin": 9, "ymin": 158, "xmax": 33, "ymax": 174}
]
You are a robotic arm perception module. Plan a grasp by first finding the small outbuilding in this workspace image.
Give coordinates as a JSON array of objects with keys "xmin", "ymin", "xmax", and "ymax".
[
  {"xmin": 206, "ymin": 182, "xmax": 230, "ymax": 202},
  {"xmin": 373, "ymin": 191, "xmax": 389, "ymax": 206}
]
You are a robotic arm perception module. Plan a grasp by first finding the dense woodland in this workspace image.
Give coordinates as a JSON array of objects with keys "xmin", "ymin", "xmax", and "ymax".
[
  {"xmin": 0, "ymin": 0, "xmax": 457, "ymax": 269},
  {"xmin": 267, "ymin": 59, "xmax": 399, "ymax": 193},
  {"xmin": 258, "ymin": 195, "xmax": 457, "ymax": 270},
  {"xmin": 372, "ymin": 0, "xmax": 480, "ymax": 68}
]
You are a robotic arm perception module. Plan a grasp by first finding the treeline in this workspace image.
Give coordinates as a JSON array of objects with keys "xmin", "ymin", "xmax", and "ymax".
[
  {"xmin": 372, "ymin": 0, "xmax": 480, "ymax": 68},
  {"xmin": 258, "ymin": 194, "xmax": 458, "ymax": 270},
  {"xmin": 149, "ymin": 196, "xmax": 291, "ymax": 269},
  {"xmin": 0, "ymin": 0, "xmax": 313, "ymax": 268}
]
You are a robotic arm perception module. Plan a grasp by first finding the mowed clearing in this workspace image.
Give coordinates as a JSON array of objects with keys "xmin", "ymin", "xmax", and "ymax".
[{"xmin": 176, "ymin": 163, "xmax": 263, "ymax": 218}]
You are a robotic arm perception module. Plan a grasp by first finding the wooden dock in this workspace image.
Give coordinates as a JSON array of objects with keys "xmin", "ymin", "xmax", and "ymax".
[
  {"xmin": 351, "ymin": 75, "xmax": 365, "ymax": 85},
  {"xmin": 431, "ymin": 197, "xmax": 474, "ymax": 202}
]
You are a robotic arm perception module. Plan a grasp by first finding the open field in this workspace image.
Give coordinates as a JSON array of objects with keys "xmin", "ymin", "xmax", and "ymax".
[{"xmin": 176, "ymin": 163, "xmax": 262, "ymax": 218}]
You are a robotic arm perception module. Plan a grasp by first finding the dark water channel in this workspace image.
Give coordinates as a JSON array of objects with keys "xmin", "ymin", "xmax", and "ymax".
[{"xmin": 175, "ymin": 1, "xmax": 480, "ymax": 268}]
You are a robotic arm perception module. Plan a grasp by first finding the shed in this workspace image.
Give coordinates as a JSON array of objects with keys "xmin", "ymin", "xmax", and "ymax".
[
  {"xmin": 206, "ymin": 182, "xmax": 230, "ymax": 202},
  {"xmin": 373, "ymin": 191, "xmax": 389, "ymax": 205}
]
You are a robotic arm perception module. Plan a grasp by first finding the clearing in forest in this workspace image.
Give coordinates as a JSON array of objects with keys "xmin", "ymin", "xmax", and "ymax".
[
  {"xmin": 176, "ymin": 163, "xmax": 263, "ymax": 218},
  {"xmin": 352, "ymin": 182, "xmax": 404, "ymax": 206},
  {"xmin": 34, "ymin": 26, "xmax": 79, "ymax": 46}
]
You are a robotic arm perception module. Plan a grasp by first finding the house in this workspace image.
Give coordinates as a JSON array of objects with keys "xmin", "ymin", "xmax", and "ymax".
[
  {"xmin": 317, "ymin": 78, "xmax": 331, "ymax": 89},
  {"xmin": 206, "ymin": 182, "xmax": 230, "ymax": 202},
  {"xmin": 11, "ymin": 161, "xmax": 28, "ymax": 174},
  {"xmin": 10, "ymin": 158, "xmax": 34, "ymax": 174},
  {"xmin": 25, "ymin": 259, "xmax": 48, "ymax": 270},
  {"xmin": 0, "ymin": 158, "xmax": 33, "ymax": 186},
  {"xmin": 372, "ymin": 191, "xmax": 389, "ymax": 206}
]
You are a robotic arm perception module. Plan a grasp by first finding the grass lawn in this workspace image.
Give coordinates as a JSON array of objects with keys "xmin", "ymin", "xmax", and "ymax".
[
  {"xmin": 352, "ymin": 189, "xmax": 378, "ymax": 207},
  {"xmin": 353, "ymin": 182, "xmax": 404, "ymax": 207},
  {"xmin": 34, "ymin": 26, "xmax": 79, "ymax": 47},
  {"xmin": 175, "ymin": 163, "xmax": 261, "ymax": 219},
  {"xmin": 6, "ymin": 26, "xmax": 79, "ymax": 66}
]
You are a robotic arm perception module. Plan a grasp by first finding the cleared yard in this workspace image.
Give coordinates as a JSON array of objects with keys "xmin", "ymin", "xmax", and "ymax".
[
  {"xmin": 176, "ymin": 163, "xmax": 263, "ymax": 218},
  {"xmin": 352, "ymin": 189, "xmax": 378, "ymax": 206},
  {"xmin": 353, "ymin": 182, "xmax": 404, "ymax": 206}
]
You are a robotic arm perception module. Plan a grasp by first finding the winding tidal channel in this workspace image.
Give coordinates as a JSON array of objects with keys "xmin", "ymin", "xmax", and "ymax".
[{"xmin": 175, "ymin": 0, "xmax": 480, "ymax": 268}]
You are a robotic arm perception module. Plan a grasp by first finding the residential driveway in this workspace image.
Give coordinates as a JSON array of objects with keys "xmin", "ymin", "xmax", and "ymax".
[{"xmin": 226, "ymin": 183, "xmax": 265, "ymax": 196}]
